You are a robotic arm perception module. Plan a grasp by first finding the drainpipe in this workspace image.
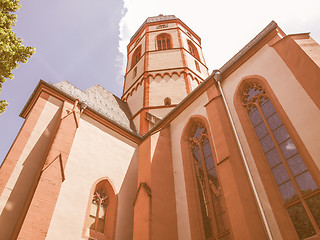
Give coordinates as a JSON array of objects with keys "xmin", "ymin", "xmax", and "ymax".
[{"xmin": 213, "ymin": 70, "xmax": 273, "ymax": 240}]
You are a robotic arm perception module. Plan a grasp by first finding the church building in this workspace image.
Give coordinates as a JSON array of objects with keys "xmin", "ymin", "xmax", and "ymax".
[{"xmin": 1, "ymin": 14, "xmax": 320, "ymax": 240}]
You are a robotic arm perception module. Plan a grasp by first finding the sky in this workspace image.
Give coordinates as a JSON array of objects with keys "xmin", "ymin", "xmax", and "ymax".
[{"xmin": 0, "ymin": 0, "xmax": 319, "ymax": 162}]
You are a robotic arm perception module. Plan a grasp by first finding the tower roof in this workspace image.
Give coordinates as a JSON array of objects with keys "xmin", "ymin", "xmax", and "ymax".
[
  {"xmin": 130, "ymin": 14, "xmax": 178, "ymax": 42},
  {"xmin": 130, "ymin": 14, "xmax": 201, "ymax": 46},
  {"xmin": 145, "ymin": 14, "xmax": 178, "ymax": 23}
]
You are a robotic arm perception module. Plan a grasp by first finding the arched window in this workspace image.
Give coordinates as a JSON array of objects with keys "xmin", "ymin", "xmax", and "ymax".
[
  {"xmin": 133, "ymin": 67, "xmax": 137, "ymax": 78},
  {"xmin": 195, "ymin": 60, "xmax": 200, "ymax": 72},
  {"xmin": 131, "ymin": 45, "xmax": 141, "ymax": 68},
  {"xmin": 89, "ymin": 186, "xmax": 108, "ymax": 233},
  {"xmin": 157, "ymin": 33, "xmax": 171, "ymax": 50},
  {"xmin": 164, "ymin": 97, "xmax": 171, "ymax": 105},
  {"xmin": 242, "ymin": 82, "xmax": 320, "ymax": 239},
  {"xmin": 187, "ymin": 40, "xmax": 199, "ymax": 60},
  {"xmin": 189, "ymin": 123, "xmax": 230, "ymax": 239},
  {"xmin": 84, "ymin": 179, "xmax": 117, "ymax": 240}
]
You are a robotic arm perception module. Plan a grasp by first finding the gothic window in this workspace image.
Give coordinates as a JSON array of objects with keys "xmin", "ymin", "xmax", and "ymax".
[
  {"xmin": 189, "ymin": 124, "xmax": 230, "ymax": 239},
  {"xmin": 242, "ymin": 82, "xmax": 320, "ymax": 239},
  {"xmin": 131, "ymin": 45, "xmax": 141, "ymax": 68},
  {"xmin": 195, "ymin": 60, "xmax": 201, "ymax": 72},
  {"xmin": 187, "ymin": 40, "xmax": 199, "ymax": 60},
  {"xmin": 89, "ymin": 187, "xmax": 108, "ymax": 233},
  {"xmin": 157, "ymin": 33, "xmax": 171, "ymax": 50},
  {"xmin": 85, "ymin": 179, "xmax": 117, "ymax": 240},
  {"xmin": 133, "ymin": 67, "xmax": 137, "ymax": 78}
]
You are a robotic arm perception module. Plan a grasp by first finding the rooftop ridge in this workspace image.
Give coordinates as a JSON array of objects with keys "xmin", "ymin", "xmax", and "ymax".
[
  {"xmin": 53, "ymin": 81, "xmax": 137, "ymax": 133},
  {"xmin": 220, "ymin": 21, "xmax": 279, "ymax": 74}
]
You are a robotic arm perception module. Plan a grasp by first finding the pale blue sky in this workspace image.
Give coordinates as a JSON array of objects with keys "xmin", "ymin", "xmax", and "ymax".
[
  {"xmin": 1, "ymin": 0, "xmax": 319, "ymax": 162},
  {"xmin": 0, "ymin": 0, "xmax": 125, "ymax": 161}
]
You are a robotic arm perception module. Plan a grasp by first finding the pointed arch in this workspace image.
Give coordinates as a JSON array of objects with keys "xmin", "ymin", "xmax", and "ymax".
[
  {"xmin": 187, "ymin": 40, "xmax": 199, "ymax": 61},
  {"xmin": 234, "ymin": 75, "xmax": 320, "ymax": 239},
  {"xmin": 131, "ymin": 45, "xmax": 142, "ymax": 68},
  {"xmin": 83, "ymin": 178, "xmax": 118, "ymax": 240},
  {"xmin": 180, "ymin": 115, "xmax": 231, "ymax": 240}
]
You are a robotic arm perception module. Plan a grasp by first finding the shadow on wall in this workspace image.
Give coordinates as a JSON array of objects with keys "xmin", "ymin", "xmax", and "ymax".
[
  {"xmin": 150, "ymin": 126, "xmax": 178, "ymax": 240},
  {"xmin": 116, "ymin": 148, "xmax": 139, "ymax": 240},
  {"xmin": 0, "ymin": 109, "xmax": 61, "ymax": 240},
  {"xmin": 113, "ymin": 95, "xmax": 138, "ymax": 133}
]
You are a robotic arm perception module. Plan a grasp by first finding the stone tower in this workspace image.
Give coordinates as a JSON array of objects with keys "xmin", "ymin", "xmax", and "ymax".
[{"xmin": 122, "ymin": 15, "xmax": 209, "ymax": 134}]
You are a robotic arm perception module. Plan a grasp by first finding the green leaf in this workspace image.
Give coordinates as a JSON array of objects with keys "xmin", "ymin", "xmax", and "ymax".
[{"xmin": 0, "ymin": 0, "xmax": 34, "ymax": 114}]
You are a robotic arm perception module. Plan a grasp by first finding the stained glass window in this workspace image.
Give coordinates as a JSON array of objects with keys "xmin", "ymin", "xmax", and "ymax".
[
  {"xmin": 242, "ymin": 82, "xmax": 320, "ymax": 239},
  {"xmin": 190, "ymin": 124, "xmax": 230, "ymax": 240}
]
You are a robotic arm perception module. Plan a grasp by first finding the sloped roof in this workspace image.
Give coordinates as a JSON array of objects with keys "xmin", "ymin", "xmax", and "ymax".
[
  {"xmin": 220, "ymin": 21, "xmax": 279, "ymax": 74},
  {"xmin": 54, "ymin": 81, "xmax": 137, "ymax": 133}
]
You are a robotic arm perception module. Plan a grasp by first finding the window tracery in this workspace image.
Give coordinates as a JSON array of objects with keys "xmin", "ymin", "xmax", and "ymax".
[
  {"xmin": 189, "ymin": 123, "xmax": 230, "ymax": 240},
  {"xmin": 89, "ymin": 188, "xmax": 108, "ymax": 233},
  {"xmin": 84, "ymin": 179, "xmax": 117, "ymax": 240},
  {"xmin": 157, "ymin": 33, "xmax": 171, "ymax": 50},
  {"xmin": 242, "ymin": 82, "xmax": 320, "ymax": 239}
]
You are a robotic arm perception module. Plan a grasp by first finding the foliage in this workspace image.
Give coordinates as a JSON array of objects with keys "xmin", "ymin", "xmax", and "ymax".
[
  {"xmin": 288, "ymin": 202, "xmax": 315, "ymax": 239},
  {"xmin": 306, "ymin": 193, "xmax": 320, "ymax": 230},
  {"xmin": 0, "ymin": 0, "xmax": 35, "ymax": 114},
  {"xmin": 286, "ymin": 192, "xmax": 320, "ymax": 239}
]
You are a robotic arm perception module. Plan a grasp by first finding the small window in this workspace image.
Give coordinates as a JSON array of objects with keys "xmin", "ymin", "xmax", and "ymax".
[
  {"xmin": 131, "ymin": 45, "xmax": 142, "ymax": 68},
  {"xmin": 89, "ymin": 188, "xmax": 108, "ymax": 233},
  {"xmin": 85, "ymin": 179, "xmax": 117, "ymax": 240},
  {"xmin": 133, "ymin": 67, "xmax": 137, "ymax": 78},
  {"xmin": 157, "ymin": 33, "xmax": 171, "ymax": 50},
  {"xmin": 164, "ymin": 97, "xmax": 171, "ymax": 105},
  {"xmin": 195, "ymin": 61, "xmax": 200, "ymax": 72},
  {"xmin": 187, "ymin": 40, "xmax": 199, "ymax": 60},
  {"xmin": 134, "ymin": 36, "xmax": 141, "ymax": 47},
  {"xmin": 156, "ymin": 24, "xmax": 168, "ymax": 29}
]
